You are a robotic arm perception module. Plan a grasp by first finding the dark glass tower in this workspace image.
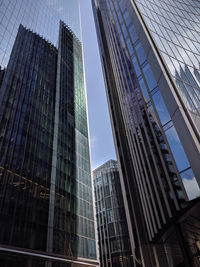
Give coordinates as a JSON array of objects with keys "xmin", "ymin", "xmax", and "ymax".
[
  {"xmin": 92, "ymin": 0, "xmax": 200, "ymax": 266},
  {"xmin": 93, "ymin": 160, "xmax": 133, "ymax": 267},
  {"xmin": 0, "ymin": 1, "xmax": 98, "ymax": 266}
]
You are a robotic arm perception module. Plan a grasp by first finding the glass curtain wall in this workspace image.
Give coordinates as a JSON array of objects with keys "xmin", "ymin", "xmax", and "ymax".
[
  {"xmin": 0, "ymin": 0, "xmax": 81, "ymax": 68},
  {"xmin": 94, "ymin": 160, "xmax": 133, "ymax": 267},
  {"xmin": 0, "ymin": 0, "xmax": 97, "ymax": 266},
  {"xmin": 135, "ymin": 0, "xmax": 200, "ymax": 132},
  {"xmin": 92, "ymin": 0, "xmax": 200, "ymax": 266}
]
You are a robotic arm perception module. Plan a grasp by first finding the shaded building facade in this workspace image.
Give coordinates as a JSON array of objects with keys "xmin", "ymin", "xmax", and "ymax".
[
  {"xmin": 93, "ymin": 160, "xmax": 133, "ymax": 267},
  {"xmin": 92, "ymin": 0, "xmax": 200, "ymax": 266},
  {"xmin": 0, "ymin": 1, "xmax": 98, "ymax": 266}
]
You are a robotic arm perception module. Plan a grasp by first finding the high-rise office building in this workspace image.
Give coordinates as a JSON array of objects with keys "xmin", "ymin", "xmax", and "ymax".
[
  {"xmin": 93, "ymin": 160, "xmax": 133, "ymax": 267},
  {"xmin": 92, "ymin": 0, "xmax": 200, "ymax": 266},
  {"xmin": 0, "ymin": 1, "xmax": 98, "ymax": 266}
]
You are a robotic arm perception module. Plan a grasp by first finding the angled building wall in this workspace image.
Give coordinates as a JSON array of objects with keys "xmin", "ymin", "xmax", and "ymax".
[{"xmin": 92, "ymin": 0, "xmax": 200, "ymax": 266}]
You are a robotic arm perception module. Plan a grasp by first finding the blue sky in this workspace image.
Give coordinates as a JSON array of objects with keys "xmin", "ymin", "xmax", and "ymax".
[{"xmin": 80, "ymin": 0, "xmax": 116, "ymax": 170}]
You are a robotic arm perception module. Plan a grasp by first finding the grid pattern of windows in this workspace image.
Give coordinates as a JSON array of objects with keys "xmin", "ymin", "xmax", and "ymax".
[
  {"xmin": 0, "ymin": 0, "xmax": 98, "ymax": 264},
  {"xmin": 111, "ymin": 0, "xmax": 197, "ymax": 176},
  {"xmin": 93, "ymin": 0, "xmax": 198, "ymax": 240},
  {"xmin": 94, "ymin": 160, "xmax": 133, "ymax": 267},
  {"xmin": 92, "ymin": 0, "xmax": 200, "ymax": 265},
  {"xmin": 0, "ymin": 0, "xmax": 81, "ymax": 68},
  {"xmin": 135, "ymin": 0, "xmax": 200, "ymax": 132},
  {"xmin": 52, "ymin": 22, "xmax": 96, "ymax": 259},
  {"xmin": 0, "ymin": 24, "xmax": 56, "ymax": 251},
  {"xmin": 0, "ymin": 18, "xmax": 97, "ymax": 267}
]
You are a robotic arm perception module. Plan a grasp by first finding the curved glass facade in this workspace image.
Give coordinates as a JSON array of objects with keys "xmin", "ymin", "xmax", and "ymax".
[{"xmin": 94, "ymin": 160, "xmax": 133, "ymax": 267}]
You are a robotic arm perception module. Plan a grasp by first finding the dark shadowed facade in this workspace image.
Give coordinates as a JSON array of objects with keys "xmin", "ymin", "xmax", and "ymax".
[
  {"xmin": 92, "ymin": 0, "xmax": 200, "ymax": 266},
  {"xmin": 93, "ymin": 160, "xmax": 133, "ymax": 267}
]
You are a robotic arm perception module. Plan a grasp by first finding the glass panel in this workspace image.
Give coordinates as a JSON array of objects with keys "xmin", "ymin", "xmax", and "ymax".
[
  {"xmin": 143, "ymin": 63, "xmax": 157, "ymax": 91},
  {"xmin": 152, "ymin": 90, "xmax": 171, "ymax": 125},
  {"xmin": 138, "ymin": 77, "xmax": 150, "ymax": 102},
  {"xmin": 165, "ymin": 126, "xmax": 190, "ymax": 172},
  {"xmin": 181, "ymin": 169, "xmax": 200, "ymax": 200},
  {"xmin": 135, "ymin": 42, "xmax": 146, "ymax": 65}
]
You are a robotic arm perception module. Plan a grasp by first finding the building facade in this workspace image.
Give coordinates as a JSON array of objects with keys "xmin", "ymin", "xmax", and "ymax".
[
  {"xmin": 0, "ymin": 1, "xmax": 98, "ymax": 266},
  {"xmin": 93, "ymin": 160, "xmax": 133, "ymax": 267},
  {"xmin": 92, "ymin": 0, "xmax": 200, "ymax": 266}
]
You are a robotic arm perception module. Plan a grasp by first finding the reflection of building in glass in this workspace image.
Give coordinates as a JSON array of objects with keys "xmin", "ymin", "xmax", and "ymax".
[
  {"xmin": 92, "ymin": 0, "xmax": 200, "ymax": 266},
  {"xmin": 175, "ymin": 65, "xmax": 200, "ymax": 130},
  {"xmin": 134, "ymin": 0, "xmax": 200, "ymax": 133},
  {"xmin": 93, "ymin": 160, "xmax": 133, "ymax": 267},
  {"xmin": 0, "ymin": 19, "xmax": 98, "ymax": 267},
  {"xmin": 0, "ymin": 0, "xmax": 81, "ymax": 68},
  {"xmin": 0, "ymin": 1, "xmax": 98, "ymax": 266}
]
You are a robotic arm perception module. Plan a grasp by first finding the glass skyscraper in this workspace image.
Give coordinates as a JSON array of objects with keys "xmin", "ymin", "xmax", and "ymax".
[
  {"xmin": 0, "ymin": 1, "xmax": 98, "ymax": 266},
  {"xmin": 93, "ymin": 160, "xmax": 133, "ymax": 267},
  {"xmin": 135, "ymin": 0, "xmax": 200, "ymax": 132},
  {"xmin": 92, "ymin": 0, "xmax": 200, "ymax": 266},
  {"xmin": 0, "ymin": 0, "xmax": 81, "ymax": 67}
]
